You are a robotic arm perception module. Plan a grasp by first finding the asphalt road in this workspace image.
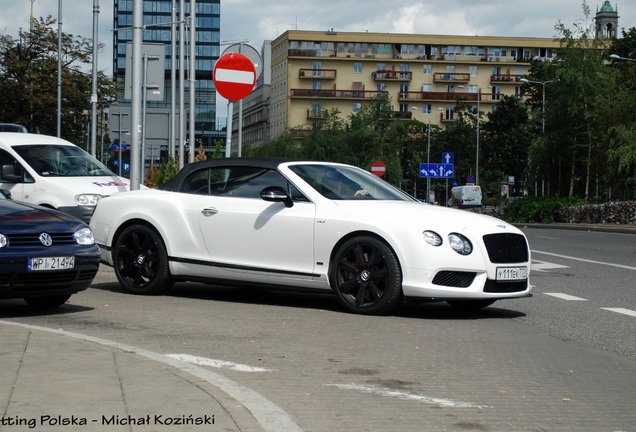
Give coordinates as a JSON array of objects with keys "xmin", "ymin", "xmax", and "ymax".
[
  {"xmin": 517, "ymin": 227, "xmax": 636, "ymax": 359},
  {"xmin": 0, "ymin": 228, "xmax": 634, "ymax": 432}
]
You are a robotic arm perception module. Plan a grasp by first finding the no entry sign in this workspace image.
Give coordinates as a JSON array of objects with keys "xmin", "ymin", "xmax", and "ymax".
[
  {"xmin": 213, "ymin": 52, "xmax": 256, "ymax": 101},
  {"xmin": 371, "ymin": 160, "xmax": 386, "ymax": 176}
]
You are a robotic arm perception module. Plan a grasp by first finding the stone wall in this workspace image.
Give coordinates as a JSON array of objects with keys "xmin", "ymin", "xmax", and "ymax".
[
  {"xmin": 471, "ymin": 201, "xmax": 636, "ymax": 225},
  {"xmin": 556, "ymin": 201, "xmax": 636, "ymax": 225}
]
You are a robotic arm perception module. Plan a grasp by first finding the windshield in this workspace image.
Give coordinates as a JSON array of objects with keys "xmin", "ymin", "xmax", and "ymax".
[
  {"xmin": 13, "ymin": 145, "xmax": 116, "ymax": 177},
  {"xmin": 290, "ymin": 164, "xmax": 415, "ymax": 201}
]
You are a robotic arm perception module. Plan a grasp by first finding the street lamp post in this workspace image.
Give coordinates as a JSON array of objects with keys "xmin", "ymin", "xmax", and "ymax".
[
  {"xmin": 520, "ymin": 78, "xmax": 556, "ymax": 196},
  {"xmin": 520, "ymin": 78, "xmax": 555, "ymax": 134},
  {"xmin": 475, "ymin": 88, "xmax": 480, "ymax": 185},
  {"xmin": 609, "ymin": 54, "xmax": 636, "ymax": 63}
]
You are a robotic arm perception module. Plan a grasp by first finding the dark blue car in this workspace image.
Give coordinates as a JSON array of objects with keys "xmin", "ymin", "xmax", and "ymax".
[{"xmin": 0, "ymin": 190, "xmax": 100, "ymax": 307}]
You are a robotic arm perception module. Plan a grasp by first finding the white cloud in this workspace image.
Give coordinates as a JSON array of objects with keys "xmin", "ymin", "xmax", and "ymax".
[{"xmin": 0, "ymin": 0, "xmax": 633, "ymax": 75}]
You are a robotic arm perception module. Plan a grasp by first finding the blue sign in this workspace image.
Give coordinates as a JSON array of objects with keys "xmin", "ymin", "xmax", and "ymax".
[
  {"xmin": 110, "ymin": 143, "xmax": 129, "ymax": 151},
  {"xmin": 467, "ymin": 174, "xmax": 476, "ymax": 184},
  {"xmin": 442, "ymin": 152, "xmax": 454, "ymax": 165},
  {"xmin": 112, "ymin": 160, "xmax": 131, "ymax": 172},
  {"xmin": 420, "ymin": 163, "xmax": 454, "ymax": 178}
]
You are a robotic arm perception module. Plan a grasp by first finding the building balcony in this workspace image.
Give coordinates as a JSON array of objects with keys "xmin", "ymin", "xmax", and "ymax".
[
  {"xmin": 307, "ymin": 109, "xmax": 328, "ymax": 119},
  {"xmin": 460, "ymin": 92, "xmax": 504, "ymax": 103},
  {"xmin": 491, "ymin": 74, "xmax": 524, "ymax": 84},
  {"xmin": 398, "ymin": 91, "xmax": 469, "ymax": 102},
  {"xmin": 441, "ymin": 113, "xmax": 459, "ymax": 123},
  {"xmin": 372, "ymin": 70, "xmax": 413, "ymax": 81},
  {"xmin": 291, "ymin": 89, "xmax": 387, "ymax": 99},
  {"xmin": 433, "ymin": 72, "xmax": 471, "ymax": 83},
  {"xmin": 299, "ymin": 69, "xmax": 337, "ymax": 79},
  {"xmin": 288, "ymin": 49, "xmax": 318, "ymax": 57}
]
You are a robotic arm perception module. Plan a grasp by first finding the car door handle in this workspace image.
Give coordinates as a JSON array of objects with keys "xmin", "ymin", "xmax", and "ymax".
[{"xmin": 201, "ymin": 207, "xmax": 218, "ymax": 216}]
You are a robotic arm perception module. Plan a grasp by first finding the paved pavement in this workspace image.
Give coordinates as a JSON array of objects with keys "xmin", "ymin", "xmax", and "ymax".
[
  {"xmin": 0, "ymin": 223, "xmax": 633, "ymax": 432},
  {"xmin": 0, "ymin": 318, "xmax": 277, "ymax": 432}
]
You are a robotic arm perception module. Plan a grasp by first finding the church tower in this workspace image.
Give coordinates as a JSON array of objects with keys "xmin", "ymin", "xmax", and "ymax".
[{"xmin": 595, "ymin": 1, "xmax": 619, "ymax": 39}]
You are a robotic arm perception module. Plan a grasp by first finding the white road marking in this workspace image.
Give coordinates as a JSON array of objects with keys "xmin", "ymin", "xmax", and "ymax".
[
  {"xmin": 327, "ymin": 383, "xmax": 486, "ymax": 409},
  {"xmin": 544, "ymin": 293, "xmax": 588, "ymax": 301},
  {"xmin": 532, "ymin": 260, "xmax": 570, "ymax": 272},
  {"xmin": 601, "ymin": 308, "xmax": 636, "ymax": 318},
  {"xmin": 0, "ymin": 320, "xmax": 303, "ymax": 432},
  {"xmin": 166, "ymin": 353, "xmax": 271, "ymax": 372},
  {"xmin": 531, "ymin": 250, "xmax": 636, "ymax": 271}
]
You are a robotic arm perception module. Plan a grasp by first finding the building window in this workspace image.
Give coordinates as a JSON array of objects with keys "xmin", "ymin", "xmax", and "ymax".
[
  {"xmin": 469, "ymin": 65, "xmax": 478, "ymax": 77},
  {"xmin": 352, "ymin": 102, "xmax": 362, "ymax": 113},
  {"xmin": 353, "ymin": 62, "xmax": 362, "ymax": 74},
  {"xmin": 422, "ymin": 64, "xmax": 432, "ymax": 75}
]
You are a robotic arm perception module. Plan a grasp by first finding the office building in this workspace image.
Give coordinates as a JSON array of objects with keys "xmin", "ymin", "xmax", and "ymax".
[{"xmin": 110, "ymin": 0, "xmax": 221, "ymax": 166}]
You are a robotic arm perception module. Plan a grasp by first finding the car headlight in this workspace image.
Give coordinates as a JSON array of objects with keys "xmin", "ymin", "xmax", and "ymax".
[
  {"xmin": 75, "ymin": 194, "xmax": 102, "ymax": 206},
  {"xmin": 74, "ymin": 227, "xmax": 95, "ymax": 245},
  {"xmin": 448, "ymin": 233, "xmax": 472, "ymax": 255},
  {"xmin": 0, "ymin": 233, "xmax": 6, "ymax": 248},
  {"xmin": 422, "ymin": 230, "xmax": 443, "ymax": 246}
]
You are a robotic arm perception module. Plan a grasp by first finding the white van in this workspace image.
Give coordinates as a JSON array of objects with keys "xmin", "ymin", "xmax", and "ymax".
[
  {"xmin": 450, "ymin": 185, "xmax": 482, "ymax": 208},
  {"xmin": 0, "ymin": 133, "xmax": 132, "ymax": 223}
]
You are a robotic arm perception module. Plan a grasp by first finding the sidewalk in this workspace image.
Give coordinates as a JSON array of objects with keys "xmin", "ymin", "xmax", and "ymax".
[
  {"xmin": 0, "ymin": 320, "xmax": 269, "ymax": 432},
  {"xmin": 517, "ymin": 222, "xmax": 636, "ymax": 235}
]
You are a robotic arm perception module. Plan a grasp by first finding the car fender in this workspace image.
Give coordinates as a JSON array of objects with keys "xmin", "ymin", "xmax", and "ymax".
[{"xmin": 90, "ymin": 189, "xmax": 209, "ymax": 263}]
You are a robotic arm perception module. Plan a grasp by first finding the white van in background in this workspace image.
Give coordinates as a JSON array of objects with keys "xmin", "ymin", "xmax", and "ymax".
[
  {"xmin": 0, "ymin": 133, "xmax": 132, "ymax": 223},
  {"xmin": 449, "ymin": 185, "xmax": 482, "ymax": 208}
]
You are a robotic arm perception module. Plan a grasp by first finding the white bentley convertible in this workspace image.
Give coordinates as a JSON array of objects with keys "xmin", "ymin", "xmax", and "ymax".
[{"xmin": 90, "ymin": 158, "xmax": 531, "ymax": 315}]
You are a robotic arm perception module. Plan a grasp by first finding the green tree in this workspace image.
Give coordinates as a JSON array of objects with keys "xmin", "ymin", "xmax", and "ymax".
[
  {"xmin": 604, "ymin": 28, "xmax": 636, "ymax": 199},
  {"xmin": 481, "ymin": 95, "xmax": 532, "ymax": 196},
  {"xmin": 0, "ymin": 16, "xmax": 116, "ymax": 143},
  {"xmin": 523, "ymin": 2, "xmax": 610, "ymax": 199}
]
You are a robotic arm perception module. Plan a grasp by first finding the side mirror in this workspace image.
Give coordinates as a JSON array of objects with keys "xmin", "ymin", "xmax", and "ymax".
[
  {"xmin": 260, "ymin": 186, "xmax": 293, "ymax": 208},
  {"xmin": 1, "ymin": 165, "xmax": 21, "ymax": 183}
]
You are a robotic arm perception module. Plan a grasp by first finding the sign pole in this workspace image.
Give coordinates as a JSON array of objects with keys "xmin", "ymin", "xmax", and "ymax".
[{"xmin": 224, "ymin": 100, "xmax": 233, "ymax": 157}]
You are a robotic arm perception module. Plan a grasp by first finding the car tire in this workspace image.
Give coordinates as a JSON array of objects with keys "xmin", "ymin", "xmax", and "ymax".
[
  {"xmin": 330, "ymin": 235, "xmax": 403, "ymax": 315},
  {"xmin": 446, "ymin": 299, "xmax": 496, "ymax": 310},
  {"xmin": 113, "ymin": 224, "xmax": 174, "ymax": 295},
  {"xmin": 24, "ymin": 294, "xmax": 71, "ymax": 308}
]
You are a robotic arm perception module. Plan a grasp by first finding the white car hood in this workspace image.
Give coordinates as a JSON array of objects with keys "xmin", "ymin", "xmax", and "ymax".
[
  {"xmin": 330, "ymin": 200, "xmax": 516, "ymax": 233},
  {"xmin": 46, "ymin": 176, "xmax": 133, "ymax": 195}
]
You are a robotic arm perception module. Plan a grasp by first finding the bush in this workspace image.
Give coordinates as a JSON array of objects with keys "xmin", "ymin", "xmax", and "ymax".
[{"xmin": 503, "ymin": 197, "xmax": 586, "ymax": 223}]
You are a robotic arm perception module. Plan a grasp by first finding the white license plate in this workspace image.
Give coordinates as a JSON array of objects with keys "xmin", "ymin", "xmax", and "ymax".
[
  {"xmin": 496, "ymin": 266, "xmax": 527, "ymax": 281},
  {"xmin": 28, "ymin": 256, "xmax": 75, "ymax": 271}
]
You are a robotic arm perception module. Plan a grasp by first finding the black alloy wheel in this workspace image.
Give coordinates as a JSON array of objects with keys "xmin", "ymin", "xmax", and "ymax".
[
  {"xmin": 113, "ymin": 224, "xmax": 174, "ymax": 295},
  {"xmin": 330, "ymin": 236, "xmax": 403, "ymax": 315}
]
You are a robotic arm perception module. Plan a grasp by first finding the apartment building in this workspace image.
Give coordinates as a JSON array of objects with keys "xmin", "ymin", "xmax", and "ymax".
[{"xmin": 268, "ymin": 30, "xmax": 562, "ymax": 140}]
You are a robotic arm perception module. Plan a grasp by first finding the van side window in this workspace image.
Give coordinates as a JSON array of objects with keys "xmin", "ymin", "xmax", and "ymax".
[{"xmin": 0, "ymin": 149, "xmax": 31, "ymax": 183}]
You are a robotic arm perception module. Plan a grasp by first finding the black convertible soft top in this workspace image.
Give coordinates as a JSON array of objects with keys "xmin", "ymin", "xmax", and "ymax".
[{"xmin": 158, "ymin": 157, "xmax": 312, "ymax": 191}]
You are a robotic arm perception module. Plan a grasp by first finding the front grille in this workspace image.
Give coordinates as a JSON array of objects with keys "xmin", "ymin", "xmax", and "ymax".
[
  {"xmin": 7, "ymin": 233, "xmax": 76, "ymax": 247},
  {"xmin": 484, "ymin": 279, "xmax": 528, "ymax": 293},
  {"xmin": 0, "ymin": 269, "xmax": 98, "ymax": 292},
  {"xmin": 483, "ymin": 233, "xmax": 529, "ymax": 263},
  {"xmin": 432, "ymin": 271, "xmax": 476, "ymax": 288}
]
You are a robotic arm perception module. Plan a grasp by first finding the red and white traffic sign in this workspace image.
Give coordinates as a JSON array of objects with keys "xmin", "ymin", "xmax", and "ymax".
[
  {"xmin": 371, "ymin": 160, "xmax": 386, "ymax": 176},
  {"xmin": 213, "ymin": 52, "xmax": 256, "ymax": 101}
]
